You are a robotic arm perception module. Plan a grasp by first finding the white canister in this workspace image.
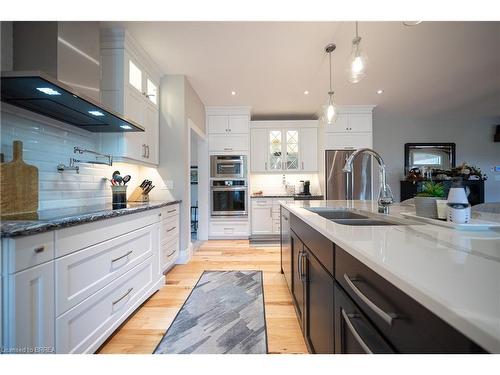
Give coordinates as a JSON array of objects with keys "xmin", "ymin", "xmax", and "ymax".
[{"xmin": 447, "ymin": 203, "xmax": 471, "ymax": 224}]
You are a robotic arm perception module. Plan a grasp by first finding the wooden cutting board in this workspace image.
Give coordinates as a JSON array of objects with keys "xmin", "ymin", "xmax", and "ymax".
[{"xmin": 0, "ymin": 140, "xmax": 39, "ymax": 219}]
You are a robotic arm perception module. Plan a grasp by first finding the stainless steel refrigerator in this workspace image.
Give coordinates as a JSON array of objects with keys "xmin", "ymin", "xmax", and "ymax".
[{"xmin": 325, "ymin": 150, "xmax": 372, "ymax": 200}]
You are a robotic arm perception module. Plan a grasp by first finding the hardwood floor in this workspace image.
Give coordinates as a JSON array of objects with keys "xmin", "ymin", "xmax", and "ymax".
[{"xmin": 97, "ymin": 240, "xmax": 308, "ymax": 354}]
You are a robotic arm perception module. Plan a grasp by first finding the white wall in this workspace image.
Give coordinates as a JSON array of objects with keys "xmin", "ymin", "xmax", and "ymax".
[
  {"xmin": 0, "ymin": 105, "xmax": 141, "ymax": 209},
  {"xmin": 250, "ymin": 173, "xmax": 322, "ymax": 196},
  {"xmin": 373, "ymin": 114, "xmax": 500, "ymax": 202}
]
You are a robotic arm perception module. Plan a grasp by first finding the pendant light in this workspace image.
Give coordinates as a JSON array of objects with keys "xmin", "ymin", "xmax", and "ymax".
[
  {"xmin": 324, "ymin": 43, "xmax": 338, "ymax": 125},
  {"xmin": 348, "ymin": 21, "xmax": 367, "ymax": 83}
]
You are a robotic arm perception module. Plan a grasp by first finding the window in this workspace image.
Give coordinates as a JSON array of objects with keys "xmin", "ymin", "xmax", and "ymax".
[{"xmin": 128, "ymin": 60, "xmax": 142, "ymax": 92}]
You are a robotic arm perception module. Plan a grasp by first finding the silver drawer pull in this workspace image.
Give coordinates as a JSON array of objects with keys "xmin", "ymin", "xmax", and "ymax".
[
  {"xmin": 167, "ymin": 209, "xmax": 176, "ymax": 213},
  {"xmin": 112, "ymin": 287, "xmax": 133, "ymax": 305},
  {"xmin": 111, "ymin": 250, "xmax": 133, "ymax": 263},
  {"xmin": 33, "ymin": 246, "xmax": 45, "ymax": 253},
  {"xmin": 167, "ymin": 249, "xmax": 177, "ymax": 257},
  {"xmin": 166, "ymin": 226, "xmax": 176, "ymax": 232},
  {"xmin": 341, "ymin": 309, "xmax": 373, "ymax": 354},
  {"xmin": 344, "ymin": 273, "xmax": 398, "ymax": 326}
]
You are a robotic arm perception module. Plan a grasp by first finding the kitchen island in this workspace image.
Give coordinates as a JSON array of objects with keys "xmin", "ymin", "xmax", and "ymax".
[{"xmin": 280, "ymin": 200, "xmax": 500, "ymax": 354}]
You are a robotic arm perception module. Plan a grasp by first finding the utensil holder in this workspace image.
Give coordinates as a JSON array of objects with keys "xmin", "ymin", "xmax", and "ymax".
[{"xmin": 111, "ymin": 185, "xmax": 127, "ymax": 209}]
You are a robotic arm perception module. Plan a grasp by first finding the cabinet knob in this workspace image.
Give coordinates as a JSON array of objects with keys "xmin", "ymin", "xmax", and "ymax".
[{"xmin": 34, "ymin": 246, "xmax": 45, "ymax": 254}]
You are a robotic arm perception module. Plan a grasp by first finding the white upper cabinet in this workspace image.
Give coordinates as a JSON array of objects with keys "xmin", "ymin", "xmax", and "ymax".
[
  {"xmin": 324, "ymin": 105, "xmax": 375, "ymax": 150},
  {"xmin": 250, "ymin": 120, "xmax": 318, "ymax": 172},
  {"xmin": 100, "ymin": 28, "xmax": 161, "ymax": 166},
  {"xmin": 206, "ymin": 107, "xmax": 251, "ymax": 153}
]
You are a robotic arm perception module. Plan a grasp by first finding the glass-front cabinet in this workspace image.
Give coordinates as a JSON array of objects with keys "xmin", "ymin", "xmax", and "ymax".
[{"xmin": 268, "ymin": 129, "xmax": 299, "ymax": 171}]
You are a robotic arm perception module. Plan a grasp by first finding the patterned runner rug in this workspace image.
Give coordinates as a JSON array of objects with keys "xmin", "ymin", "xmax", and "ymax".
[{"xmin": 154, "ymin": 270, "xmax": 268, "ymax": 354}]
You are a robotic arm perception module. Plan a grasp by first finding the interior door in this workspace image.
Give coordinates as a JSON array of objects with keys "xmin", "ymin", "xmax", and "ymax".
[
  {"xmin": 334, "ymin": 283, "xmax": 394, "ymax": 354},
  {"xmin": 291, "ymin": 231, "xmax": 304, "ymax": 328},
  {"xmin": 304, "ymin": 248, "xmax": 334, "ymax": 354}
]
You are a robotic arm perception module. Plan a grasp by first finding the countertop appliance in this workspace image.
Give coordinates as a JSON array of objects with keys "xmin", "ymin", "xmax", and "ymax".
[
  {"xmin": 211, "ymin": 179, "xmax": 248, "ymax": 217},
  {"xmin": 210, "ymin": 155, "xmax": 247, "ymax": 179},
  {"xmin": 325, "ymin": 150, "xmax": 372, "ymax": 200}
]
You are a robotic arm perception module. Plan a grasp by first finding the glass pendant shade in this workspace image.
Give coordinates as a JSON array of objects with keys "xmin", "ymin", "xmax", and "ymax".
[
  {"xmin": 348, "ymin": 37, "xmax": 367, "ymax": 83},
  {"xmin": 325, "ymin": 91, "xmax": 338, "ymax": 125}
]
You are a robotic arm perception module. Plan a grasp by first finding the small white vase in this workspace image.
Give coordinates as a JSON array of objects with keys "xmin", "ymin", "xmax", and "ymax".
[{"xmin": 436, "ymin": 199, "xmax": 448, "ymax": 219}]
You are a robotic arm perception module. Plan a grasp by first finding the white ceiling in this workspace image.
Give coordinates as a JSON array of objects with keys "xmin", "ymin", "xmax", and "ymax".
[{"xmin": 104, "ymin": 21, "xmax": 500, "ymax": 120}]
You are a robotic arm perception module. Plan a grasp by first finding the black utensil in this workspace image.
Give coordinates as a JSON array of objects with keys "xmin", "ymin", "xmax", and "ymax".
[{"xmin": 122, "ymin": 175, "xmax": 131, "ymax": 185}]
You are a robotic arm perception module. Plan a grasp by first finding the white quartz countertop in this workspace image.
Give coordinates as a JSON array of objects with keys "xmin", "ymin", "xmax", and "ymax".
[{"xmin": 281, "ymin": 200, "xmax": 500, "ymax": 353}]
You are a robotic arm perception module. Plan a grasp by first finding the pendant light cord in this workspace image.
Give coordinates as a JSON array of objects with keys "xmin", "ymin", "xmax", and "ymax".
[
  {"xmin": 355, "ymin": 21, "xmax": 359, "ymax": 39},
  {"xmin": 329, "ymin": 51, "xmax": 332, "ymax": 92}
]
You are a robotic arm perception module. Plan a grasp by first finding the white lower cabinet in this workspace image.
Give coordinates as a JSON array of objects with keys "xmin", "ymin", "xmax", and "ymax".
[
  {"xmin": 209, "ymin": 220, "xmax": 250, "ymax": 238},
  {"xmin": 3, "ymin": 261, "xmax": 55, "ymax": 353},
  {"xmin": 1, "ymin": 206, "xmax": 179, "ymax": 353},
  {"xmin": 56, "ymin": 257, "xmax": 155, "ymax": 354},
  {"xmin": 251, "ymin": 198, "xmax": 293, "ymax": 236},
  {"xmin": 251, "ymin": 199, "xmax": 274, "ymax": 235}
]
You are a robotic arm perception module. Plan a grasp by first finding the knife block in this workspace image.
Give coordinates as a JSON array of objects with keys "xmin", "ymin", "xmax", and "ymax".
[
  {"xmin": 1, "ymin": 140, "xmax": 39, "ymax": 219},
  {"xmin": 128, "ymin": 186, "xmax": 149, "ymax": 202}
]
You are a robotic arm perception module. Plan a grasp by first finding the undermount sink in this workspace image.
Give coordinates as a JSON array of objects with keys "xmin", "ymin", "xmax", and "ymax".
[
  {"xmin": 304, "ymin": 207, "xmax": 369, "ymax": 220},
  {"xmin": 305, "ymin": 207, "xmax": 405, "ymax": 226}
]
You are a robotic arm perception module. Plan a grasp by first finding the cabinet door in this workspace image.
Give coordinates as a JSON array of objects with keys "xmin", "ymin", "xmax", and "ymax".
[
  {"xmin": 326, "ymin": 114, "xmax": 349, "ymax": 133},
  {"xmin": 304, "ymin": 249, "xmax": 334, "ymax": 353},
  {"xmin": 5, "ymin": 262, "xmax": 55, "ymax": 353},
  {"xmin": 124, "ymin": 87, "xmax": 147, "ymax": 161},
  {"xmin": 325, "ymin": 132, "xmax": 372, "ymax": 150},
  {"xmin": 250, "ymin": 128, "xmax": 268, "ymax": 172},
  {"xmin": 208, "ymin": 115, "xmax": 229, "ymax": 134},
  {"xmin": 228, "ymin": 115, "xmax": 249, "ymax": 134},
  {"xmin": 284, "ymin": 129, "xmax": 299, "ymax": 170},
  {"xmin": 145, "ymin": 75, "xmax": 158, "ymax": 107},
  {"xmin": 127, "ymin": 58, "xmax": 144, "ymax": 94},
  {"xmin": 299, "ymin": 128, "xmax": 318, "ymax": 171},
  {"xmin": 145, "ymin": 104, "xmax": 159, "ymax": 165},
  {"xmin": 208, "ymin": 134, "xmax": 248, "ymax": 152},
  {"xmin": 334, "ymin": 283, "xmax": 394, "ymax": 354},
  {"xmin": 280, "ymin": 208, "xmax": 292, "ymax": 291},
  {"xmin": 291, "ymin": 231, "xmax": 304, "ymax": 327},
  {"xmin": 348, "ymin": 114, "xmax": 372, "ymax": 132},
  {"xmin": 268, "ymin": 130, "xmax": 283, "ymax": 171},
  {"xmin": 251, "ymin": 201, "xmax": 273, "ymax": 235}
]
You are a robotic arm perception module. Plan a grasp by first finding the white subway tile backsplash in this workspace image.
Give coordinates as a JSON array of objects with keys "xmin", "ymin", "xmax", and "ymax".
[{"xmin": 1, "ymin": 108, "xmax": 140, "ymax": 210}]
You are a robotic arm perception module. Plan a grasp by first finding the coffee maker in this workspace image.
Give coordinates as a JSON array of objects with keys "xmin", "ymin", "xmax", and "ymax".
[{"xmin": 303, "ymin": 180, "xmax": 311, "ymax": 195}]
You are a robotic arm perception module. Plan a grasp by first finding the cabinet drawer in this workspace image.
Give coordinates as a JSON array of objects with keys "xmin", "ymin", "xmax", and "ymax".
[
  {"xmin": 56, "ymin": 257, "xmax": 155, "ymax": 353},
  {"xmin": 161, "ymin": 215, "xmax": 179, "ymax": 242},
  {"xmin": 209, "ymin": 221, "xmax": 249, "ymax": 237},
  {"xmin": 161, "ymin": 238, "xmax": 179, "ymax": 271},
  {"xmin": 161, "ymin": 204, "xmax": 179, "ymax": 219},
  {"xmin": 252, "ymin": 198, "xmax": 273, "ymax": 207},
  {"xmin": 290, "ymin": 214, "xmax": 334, "ymax": 276},
  {"xmin": 3, "ymin": 232, "xmax": 55, "ymax": 273},
  {"xmin": 56, "ymin": 210, "xmax": 160, "ymax": 257},
  {"xmin": 335, "ymin": 247, "xmax": 486, "ymax": 353},
  {"xmin": 209, "ymin": 134, "xmax": 248, "ymax": 152},
  {"xmin": 55, "ymin": 224, "xmax": 157, "ymax": 315}
]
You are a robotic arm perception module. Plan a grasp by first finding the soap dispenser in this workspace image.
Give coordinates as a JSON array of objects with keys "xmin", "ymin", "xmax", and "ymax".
[{"xmin": 446, "ymin": 182, "xmax": 471, "ymax": 224}]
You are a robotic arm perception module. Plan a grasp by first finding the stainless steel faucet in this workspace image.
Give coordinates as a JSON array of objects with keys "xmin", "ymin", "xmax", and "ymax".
[{"xmin": 342, "ymin": 148, "xmax": 394, "ymax": 213}]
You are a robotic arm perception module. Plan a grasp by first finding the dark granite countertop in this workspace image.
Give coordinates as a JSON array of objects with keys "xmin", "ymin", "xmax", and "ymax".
[
  {"xmin": 1, "ymin": 200, "xmax": 181, "ymax": 238},
  {"xmin": 250, "ymin": 194, "xmax": 324, "ymax": 200}
]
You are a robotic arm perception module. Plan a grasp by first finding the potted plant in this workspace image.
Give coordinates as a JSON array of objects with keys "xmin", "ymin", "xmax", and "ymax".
[{"xmin": 414, "ymin": 182, "xmax": 447, "ymax": 219}]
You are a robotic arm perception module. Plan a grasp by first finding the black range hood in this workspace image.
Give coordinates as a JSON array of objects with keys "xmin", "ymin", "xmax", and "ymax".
[{"xmin": 1, "ymin": 71, "xmax": 144, "ymax": 133}]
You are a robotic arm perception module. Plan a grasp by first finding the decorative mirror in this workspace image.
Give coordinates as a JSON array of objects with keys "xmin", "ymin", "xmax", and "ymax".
[{"xmin": 404, "ymin": 143, "xmax": 456, "ymax": 174}]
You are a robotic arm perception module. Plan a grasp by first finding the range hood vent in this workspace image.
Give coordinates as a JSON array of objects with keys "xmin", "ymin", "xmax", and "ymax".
[{"xmin": 1, "ymin": 71, "xmax": 144, "ymax": 133}]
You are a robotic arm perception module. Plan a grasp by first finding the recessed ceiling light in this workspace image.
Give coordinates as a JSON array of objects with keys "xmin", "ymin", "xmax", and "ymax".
[
  {"xmin": 120, "ymin": 124, "xmax": 133, "ymax": 130},
  {"xmin": 88, "ymin": 110, "xmax": 105, "ymax": 117},
  {"xmin": 36, "ymin": 87, "xmax": 61, "ymax": 96},
  {"xmin": 231, "ymin": 91, "xmax": 236, "ymax": 96},
  {"xmin": 304, "ymin": 90, "xmax": 309, "ymax": 95},
  {"xmin": 377, "ymin": 89, "xmax": 384, "ymax": 94}
]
